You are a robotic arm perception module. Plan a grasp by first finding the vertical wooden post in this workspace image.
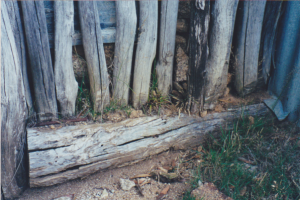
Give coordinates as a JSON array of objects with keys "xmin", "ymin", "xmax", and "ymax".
[
  {"xmin": 204, "ymin": 0, "xmax": 238, "ymax": 108},
  {"xmin": 6, "ymin": 0, "xmax": 34, "ymax": 115},
  {"xmin": 233, "ymin": 0, "xmax": 266, "ymax": 96},
  {"xmin": 21, "ymin": 1, "xmax": 58, "ymax": 121},
  {"xmin": 261, "ymin": 1, "xmax": 283, "ymax": 84},
  {"xmin": 188, "ymin": 0, "xmax": 210, "ymax": 114},
  {"xmin": 54, "ymin": 1, "xmax": 78, "ymax": 116},
  {"xmin": 132, "ymin": 0, "xmax": 158, "ymax": 108},
  {"xmin": 156, "ymin": 0, "xmax": 179, "ymax": 96},
  {"xmin": 113, "ymin": 1, "xmax": 137, "ymax": 105},
  {"xmin": 1, "ymin": 1, "xmax": 28, "ymax": 198}
]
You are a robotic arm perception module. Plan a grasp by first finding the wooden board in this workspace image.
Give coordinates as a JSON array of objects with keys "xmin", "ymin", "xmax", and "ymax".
[
  {"xmin": 156, "ymin": 0, "xmax": 179, "ymax": 96},
  {"xmin": 6, "ymin": 0, "xmax": 34, "ymax": 115},
  {"xmin": 21, "ymin": 1, "xmax": 58, "ymax": 121},
  {"xmin": 28, "ymin": 104, "xmax": 270, "ymax": 187},
  {"xmin": 204, "ymin": 0, "xmax": 238, "ymax": 108},
  {"xmin": 44, "ymin": 1, "xmax": 116, "ymax": 47},
  {"xmin": 188, "ymin": 0, "xmax": 210, "ymax": 114},
  {"xmin": 132, "ymin": 0, "xmax": 158, "ymax": 108},
  {"xmin": 113, "ymin": 1, "xmax": 137, "ymax": 105},
  {"xmin": 232, "ymin": 0, "xmax": 266, "ymax": 96},
  {"xmin": 1, "ymin": 1, "xmax": 28, "ymax": 198},
  {"xmin": 54, "ymin": 1, "xmax": 78, "ymax": 117},
  {"xmin": 78, "ymin": 1, "xmax": 110, "ymax": 112}
]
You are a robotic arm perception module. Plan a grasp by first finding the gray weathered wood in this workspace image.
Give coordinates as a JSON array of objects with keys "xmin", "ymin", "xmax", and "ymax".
[
  {"xmin": 1, "ymin": 1, "xmax": 28, "ymax": 198},
  {"xmin": 6, "ymin": 0, "xmax": 34, "ymax": 115},
  {"xmin": 132, "ymin": 0, "xmax": 158, "ymax": 108},
  {"xmin": 113, "ymin": 1, "xmax": 137, "ymax": 105},
  {"xmin": 28, "ymin": 103, "xmax": 269, "ymax": 187},
  {"xmin": 188, "ymin": 0, "xmax": 210, "ymax": 114},
  {"xmin": 54, "ymin": 1, "xmax": 78, "ymax": 117},
  {"xmin": 78, "ymin": 1, "xmax": 110, "ymax": 112},
  {"xmin": 156, "ymin": 0, "xmax": 179, "ymax": 96},
  {"xmin": 21, "ymin": 1, "xmax": 58, "ymax": 121},
  {"xmin": 261, "ymin": 1, "xmax": 283, "ymax": 84},
  {"xmin": 233, "ymin": 0, "xmax": 266, "ymax": 96},
  {"xmin": 204, "ymin": 0, "xmax": 238, "ymax": 109}
]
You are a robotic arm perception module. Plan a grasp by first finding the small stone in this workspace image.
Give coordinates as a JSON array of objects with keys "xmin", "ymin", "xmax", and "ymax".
[
  {"xmin": 200, "ymin": 110, "xmax": 207, "ymax": 118},
  {"xmin": 120, "ymin": 178, "xmax": 136, "ymax": 191},
  {"xmin": 198, "ymin": 180, "xmax": 203, "ymax": 187},
  {"xmin": 100, "ymin": 189, "xmax": 109, "ymax": 199},
  {"xmin": 49, "ymin": 125, "xmax": 55, "ymax": 129}
]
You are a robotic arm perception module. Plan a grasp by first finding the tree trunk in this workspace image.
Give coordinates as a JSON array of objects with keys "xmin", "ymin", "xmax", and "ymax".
[
  {"xmin": 156, "ymin": 0, "xmax": 179, "ymax": 96},
  {"xmin": 54, "ymin": 1, "xmax": 78, "ymax": 117},
  {"xmin": 204, "ymin": 0, "xmax": 238, "ymax": 109},
  {"xmin": 188, "ymin": 0, "xmax": 210, "ymax": 114},
  {"xmin": 5, "ymin": 0, "xmax": 34, "ymax": 116},
  {"xmin": 113, "ymin": 1, "xmax": 137, "ymax": 105},
  {"xmin": 232, "ymin": 0, "xmax": 267, "ymax": 96},
  {"xmin": 261, "ymin": 1, "xmax": 283, "ymax": 84},
  {"xmin": 28, "ymin": 104, "xmax": 269, "ymax": 187},
  {"xmin": 1, "ymin": 1, "xmax": 28, "ymax": 198},
  {"xmin": 78, "ymin": 1, "xmax": 111, "ymax": 112},
  {"xmin": 21, "ymin": 1, "xmax": 58, "ymax": 121},
  {"xmin": 132, "ymin": 0, "xmax": 158, "ymax": 108}
]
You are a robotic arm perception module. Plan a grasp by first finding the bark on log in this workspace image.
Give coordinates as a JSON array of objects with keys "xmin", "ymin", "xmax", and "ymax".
[
  {"xmin": 21, "ymin": 1, "xmax": 58, "ymax": 121},
  {"xmin": 156, "ymin": 0, "xmax": 179, "ymax": 96},
  {"xmin": 233, "ymin": 0, "xmax": 266, "ymax": 96},
  {"xmin": 78, "ymin": 1, "xmax": 110, "ymax": 112},
  {"xmin": 54, "ymin": 1, "xmax": 78, "ymax": 117},
  {"xmin": 28, "ymin": 104, "xmax": 269, "ymax": 187},
  {"xmin": 6, "ymin": 0, "xmax": 34, "ymax": 115},
  {"xmin": 132, "ymin": 0, "xmax": 158, "ymax": 108},
  {"xmin": 188, "ymin": 0, "xmax": 210, "ymax": 114},
  {"xmin": 113, "ymin": 1, "xmax": 137, "ymax": 105},
  {"xmin": 261, "ymin": 1, "xmax": 283, "ymax": 84},
  {"xmin": 1, "ymin": 1, "xmax": 28, "ymax": 198},
  {"xmin": 204, "ymin": 0, "xmax": 238, "ymax": 108}
]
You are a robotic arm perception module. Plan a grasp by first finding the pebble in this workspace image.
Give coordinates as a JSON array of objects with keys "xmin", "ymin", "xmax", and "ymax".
[
  {"xmin": 101, "ymin": 189, "xmax": 109, "ymax": 199},
  {"xmin": 198, "ymin": 180, "xmax": 203, "ymax": 187},
  {"xmin": 120, "ymin": 178, "xmax": 136, "ymax": 191}
]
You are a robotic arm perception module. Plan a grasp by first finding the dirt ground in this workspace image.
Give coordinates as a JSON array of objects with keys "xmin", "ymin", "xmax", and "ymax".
[{"xmin": 17, "ymin": 151, "xmax": 192, "ymax": 200}]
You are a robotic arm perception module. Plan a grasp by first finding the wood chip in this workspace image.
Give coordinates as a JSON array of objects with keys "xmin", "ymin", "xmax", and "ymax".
[
  {"xmin": 158, "ymin": 166, "xmax": 168, "ymax": 173},
  {"xmin": 156, "ymin": 185, "xmax": 170, "ymax": 200}
]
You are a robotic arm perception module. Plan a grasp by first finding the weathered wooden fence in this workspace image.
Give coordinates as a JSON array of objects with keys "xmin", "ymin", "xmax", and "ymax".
[{"xmin": 2, "ymin": 0, "xmax": 297, "ymax": 198}]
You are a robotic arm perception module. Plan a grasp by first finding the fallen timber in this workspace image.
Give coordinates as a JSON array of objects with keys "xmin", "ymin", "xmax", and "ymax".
[{"xmin": 27, "ymin": 104, "xmax": 270, "ymax": 187}]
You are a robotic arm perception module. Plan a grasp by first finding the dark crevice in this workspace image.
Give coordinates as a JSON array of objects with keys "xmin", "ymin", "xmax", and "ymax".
[{"xmin": 28, "ymin": 144, "xmax": 71, "ymax": 153}]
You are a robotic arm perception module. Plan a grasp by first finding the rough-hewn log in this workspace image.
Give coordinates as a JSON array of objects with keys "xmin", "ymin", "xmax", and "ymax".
[
  {"xmin": 78, "ymin": 1, "xmax": 110, "ymax": 112},
  {"xmin": 21, "ymin": 1, "xmax": 58, "ymax": 121},
  {"xmin": 1, "ymin": 1, "xmax": 28, "ymax": 198},
  {"xmin": 132, "ymin": 0, "xmax": 158, "ymax": 108},
  {"xmin": 233, "ymin": 0, "xmax": 266, "ymax": 96},
  {"xmin": 54, "ymin": 1, "xmax": 78, "ymax": 117},
  {"xmin": 113, "ymin": 1, "xmax": 137, "ymax": 105},
  {"xmin": 188, "ymin": 0, "xmax": 210, "ymax": 114},
  {"xmin": 204, "ymin": 0, "xmax": 238, "ymax": 108},
  {"xmin": 156, "ymin": 0, "xmax": 179, "ymax": 96},
  {"xmin": 28, "ymin": 104, "xmax": 269, "ymax": 187},
  {"xmin": 261, "ymin": 1, "xmax": 283, "ymax": 84},
  {"xmin": 6, "ymin": 0, "xmax": 34, "ymax": 115}
]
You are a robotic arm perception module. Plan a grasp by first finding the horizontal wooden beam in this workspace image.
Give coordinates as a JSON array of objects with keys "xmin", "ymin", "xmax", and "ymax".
[{"xmin": 27, "ymin": 104, "xmax": 270, "ymax": 188}]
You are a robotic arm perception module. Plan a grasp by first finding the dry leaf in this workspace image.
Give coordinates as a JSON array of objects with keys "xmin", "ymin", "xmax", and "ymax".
[
  {"xmin": 240, "ymin": 186, "xmax": 247, "ymax": 196},
  {"xmin": 130, "ymin": 174, "xmax": 151, "ymax": 179},
  {"xmin": 248, "ymin": 116, "xmax": 254, "ymax": 125},
  {"xmin": 171, "ymin": 160, "xmax": 176, "ymax": 167},
  {"xmin": 156, "ymin": 185, "xmax": 170, "ymax": 200},
  {"xmin": 229, "ymin": 185, "xmax": 235, "ymax": 189}
]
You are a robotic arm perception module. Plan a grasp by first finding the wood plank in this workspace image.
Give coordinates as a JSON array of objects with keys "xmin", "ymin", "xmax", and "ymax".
[
  {"xmin": 156, "ymin": 0, "xmax": 179, "ymax": 96},
  {"xmin": 78, "ymin": 1, "xmax": 110, "ymax": 112},
  {"xmin": 6, "ymin": 0, "xmax": 34, "ymax": 115},
  {"xmin": 28, "ymin": 103, "xmax": 270, "ymax": 187},
  {"xmin": 261, "ymin": 1, "xmax": 283, "ymax": 84},
  {"xmin": 188, "ymin": 0, "xmax": 210, "ymax": 114},
  {"xmin": 21, "ymin": 1, "xmax": 58, "ymax": 121},
  {"xmin": 113, "ymin": 1, "xmax": 137, "ymax": 105},
  {"xmin": 132, "ymin": 0, "xmax": 158, "ymax": 108},
  {"xmin": 1, "ymin": 1, "xmax": 28, "ymax": 198},
  {"xmin": 204, "ymin": 0, "xmax": 238, "ymax": 109},
  {"xmin": 233, "ymin": 0, "xmax": 266, "ymax": 96},
  {"xmin": 54, "ymin": 1, "xmax": 78, "ymax": 117},
  {"xmin": 44, "ymin": 1, "xmax": 116, "ymax": 47}
]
